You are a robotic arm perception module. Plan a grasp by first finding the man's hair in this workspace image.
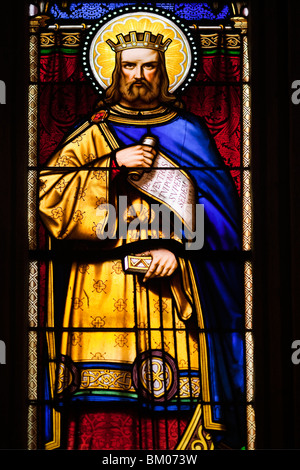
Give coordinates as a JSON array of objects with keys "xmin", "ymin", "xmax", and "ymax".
[{"xmin": 103, "ymin": 49, "xmax": 184, "ymax": 109}]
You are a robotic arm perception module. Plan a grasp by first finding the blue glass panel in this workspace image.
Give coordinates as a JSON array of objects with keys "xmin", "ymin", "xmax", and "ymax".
[{"xmin": 49, "ymin": 2, "xmax": 231, "ymax": 21}]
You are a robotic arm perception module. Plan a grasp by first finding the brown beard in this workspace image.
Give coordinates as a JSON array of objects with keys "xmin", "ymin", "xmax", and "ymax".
[
  {"xmin": 119, "ymin": 76, "xmax": 161, "ymax": 104},
  {"xmin": 104, "ymin": 50, "xmax": 183, "ymax": 109}
]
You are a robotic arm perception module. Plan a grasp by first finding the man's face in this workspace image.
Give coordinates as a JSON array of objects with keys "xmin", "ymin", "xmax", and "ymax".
[{"xmin": 119, "ymin": 48, "xmax": 161, "ymax": 107}]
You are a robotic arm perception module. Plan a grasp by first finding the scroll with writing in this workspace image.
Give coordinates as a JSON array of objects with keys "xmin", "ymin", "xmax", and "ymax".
[{"xmin": 127, "ymin": 152, "xmax": 196, "ymax": 235}]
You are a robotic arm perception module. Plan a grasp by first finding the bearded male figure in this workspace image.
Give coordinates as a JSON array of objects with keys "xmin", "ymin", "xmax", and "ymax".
[{"xmin": 39, "ymin": 28, "xmax": 246, "ymax": 450}]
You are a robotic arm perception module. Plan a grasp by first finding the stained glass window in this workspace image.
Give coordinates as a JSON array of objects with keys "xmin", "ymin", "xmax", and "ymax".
[{"xmin": 27, "ymin": 1, "xmax": 254, "ymax": 451}]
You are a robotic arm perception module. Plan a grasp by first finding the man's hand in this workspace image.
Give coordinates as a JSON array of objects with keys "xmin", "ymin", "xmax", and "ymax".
[
  {"xmin": 137, "ymin": 248, "xmax": 178, "ymax": 282},
  {"xmin": 116, "ymin": 145, "xmax": 156, "ymax": 168}
]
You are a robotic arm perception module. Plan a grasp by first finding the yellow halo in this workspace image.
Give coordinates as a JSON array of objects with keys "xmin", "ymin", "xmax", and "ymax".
[{"xmin": 88, "ymin": 11, "xmax": 192, "ymax": 93}]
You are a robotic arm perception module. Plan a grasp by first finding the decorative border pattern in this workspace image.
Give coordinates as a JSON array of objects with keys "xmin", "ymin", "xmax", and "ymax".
[
  {"xmin": 200, "ymin": 33, "xmax": 241, "ymax": 52},
  {"xmin": 40, "ymin": 31, "xmax": 82, "ymax": 50}
]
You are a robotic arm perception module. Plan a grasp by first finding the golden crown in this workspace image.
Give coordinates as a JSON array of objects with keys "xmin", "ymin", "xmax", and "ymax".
[{"xmin": 106, "ymin": 31, "xmax": 172, "ymax": 53}]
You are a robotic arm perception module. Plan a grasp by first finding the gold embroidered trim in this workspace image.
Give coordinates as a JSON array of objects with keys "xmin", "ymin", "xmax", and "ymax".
[{"xmin": 108, "ymin": 105, "xmax": 178, "ymax": 125}]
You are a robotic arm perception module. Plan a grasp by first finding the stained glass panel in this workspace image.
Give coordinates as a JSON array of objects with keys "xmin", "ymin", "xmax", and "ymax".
[{"xmin": 27, "ymin": 1, "xmax": 254, "ymax": 451}]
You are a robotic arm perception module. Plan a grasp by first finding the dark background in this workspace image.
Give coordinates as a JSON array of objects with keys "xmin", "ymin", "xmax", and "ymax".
[{"xmin": 0, "ymin": 0, "xmax": 300, "ymax": 451}]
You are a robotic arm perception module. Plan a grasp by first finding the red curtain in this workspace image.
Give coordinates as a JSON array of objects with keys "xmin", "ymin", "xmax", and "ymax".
[{"xmin": 66, "ymin": 407, "xmax": 189, "ymax": 450}]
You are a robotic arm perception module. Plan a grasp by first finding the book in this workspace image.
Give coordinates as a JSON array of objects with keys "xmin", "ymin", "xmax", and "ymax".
[{"xmin": 123, "ymin": 254, "xmax": 152, "ymax": 273}]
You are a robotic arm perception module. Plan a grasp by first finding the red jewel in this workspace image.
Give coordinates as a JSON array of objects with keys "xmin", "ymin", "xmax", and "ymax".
[{"xmin": 91, "ymin": 110, "xmax": 108, "ymax": 122}]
